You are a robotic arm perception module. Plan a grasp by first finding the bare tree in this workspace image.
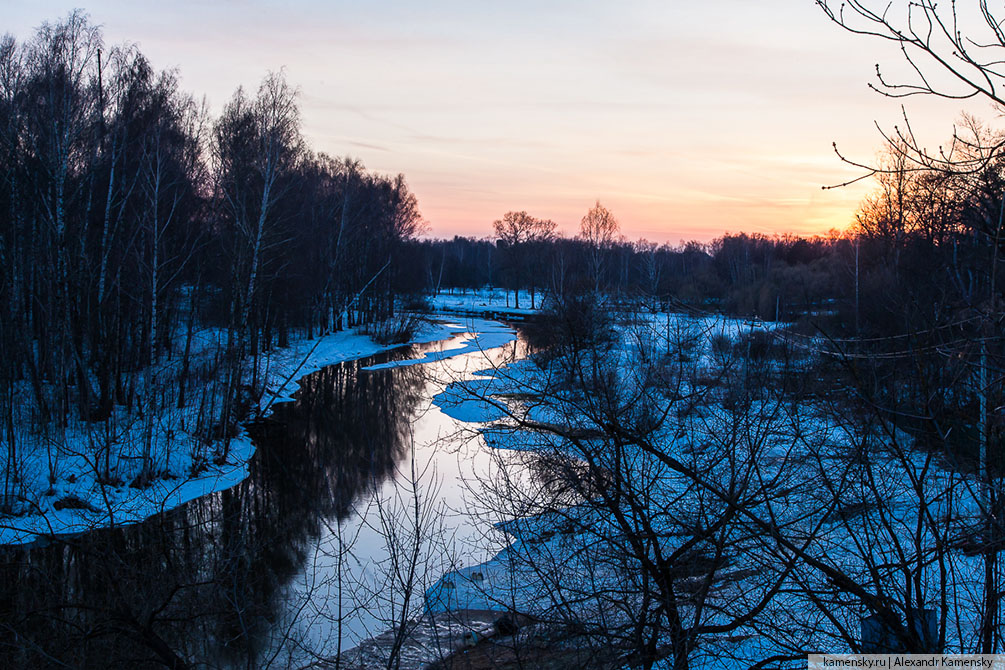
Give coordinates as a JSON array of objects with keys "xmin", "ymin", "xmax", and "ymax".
[
  {"xmin": 579, "ymin": 201, "xmax": 619, "ymax": 295},
  {"xmin": 492, "ymin": 211, "xmax": 556, "ymax": 309},
  {"xmin": 816, "ymin": 0, "xmax": 1005, "ymax": 181},
  {"xmin": 817, "ymin": 0, "xmax": 1005, "ymax": 652},
  {"xmin": 212, "ymin": 71, "xmax": 302, "ymax": 460}
]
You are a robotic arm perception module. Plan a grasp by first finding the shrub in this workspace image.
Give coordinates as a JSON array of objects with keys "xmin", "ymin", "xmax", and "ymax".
[
  {"xmin": 522, "ymin": 293, "xmax": 617, "ymax": 361},
  {"xmin": 710, "ymin": 332, "xmax": 732, "ymax": 356},
  {"xmin": 401, "ymin": 294, "xmax": 432, "ymax": 312},
  {"xmin": 363, "ymin": 312, "xmax": 425, "ymax": 345},
  {"xmin": 734, "ymin": 330, "xmax": 788, "ymax": 362}
]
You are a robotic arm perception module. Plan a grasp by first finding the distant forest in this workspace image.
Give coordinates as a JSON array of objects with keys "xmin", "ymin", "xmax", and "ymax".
[{"xmin": 411, "ymin": 144, "xmax": 1002, "ymax": 338}]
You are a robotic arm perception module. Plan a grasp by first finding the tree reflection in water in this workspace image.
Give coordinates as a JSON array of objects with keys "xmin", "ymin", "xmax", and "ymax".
[{"xmin": 0, "ymin": 345, "xmax": 427, "ymax": 669}]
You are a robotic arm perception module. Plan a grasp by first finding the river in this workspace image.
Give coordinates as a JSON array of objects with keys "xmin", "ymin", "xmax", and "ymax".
[{"xmin": 0, "ymin": 328, "xmax": 529, "ymax": 669}]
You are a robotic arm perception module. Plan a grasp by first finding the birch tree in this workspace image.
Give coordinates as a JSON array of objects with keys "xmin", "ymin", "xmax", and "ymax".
[{"xmin": 212, "ymin": 71, "xmax": 301, "ymax": 459}]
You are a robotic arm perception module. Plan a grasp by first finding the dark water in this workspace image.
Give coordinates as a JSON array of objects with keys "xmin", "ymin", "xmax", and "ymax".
[{"xmin": 0, "ymin": 334, "xmax": 525, "ymax": 669}]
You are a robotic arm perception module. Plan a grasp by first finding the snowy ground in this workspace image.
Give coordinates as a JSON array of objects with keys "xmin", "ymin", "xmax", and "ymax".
[
  {"xmin": 0, "ymin": 317, "xmax": 516, "ymax": 547},
  {"xmin": 362, "ymin": 319, "xmax": 516, "ymax": 372},
  {"xmin": 428, "ymin": 287, "xmax": 542, "ymax": 316},
  {"xmin": 424, "ymin": 308, "xmax": 782, "ymax": 610},
  {"xmin": 338, "ymin": 609, "xmax": 502, "ymax": 669},
  {"xmin": 421, "ymin": 306, "xmax": 986, "ymax": 660}
]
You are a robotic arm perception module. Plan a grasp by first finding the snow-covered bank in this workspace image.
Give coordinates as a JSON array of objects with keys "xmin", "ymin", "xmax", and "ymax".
[
  {"xmin": 362, "ymin": 319, "xmax": 516, "ymax": 372},
  {"xmin": 0, "ymin": 316, "xmax": 515, "ymax": 547},
  {"xmin": 422, "ymin": 305, "xmax": 985, "ymax": 659},
  {"xmin": 428, "ymin": 288, "xmax": 542, "ymax": 317}
]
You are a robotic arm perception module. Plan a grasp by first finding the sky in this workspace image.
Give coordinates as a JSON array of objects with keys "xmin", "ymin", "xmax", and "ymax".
[{"xmin": 6, "ymin": 1, "xmax": 997, "ymax": 243}]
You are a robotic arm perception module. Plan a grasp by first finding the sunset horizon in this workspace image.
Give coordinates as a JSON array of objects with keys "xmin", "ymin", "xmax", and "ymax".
[{"xmin": 8, "ymin": 1, "xmax": 995, "ymax": 244}]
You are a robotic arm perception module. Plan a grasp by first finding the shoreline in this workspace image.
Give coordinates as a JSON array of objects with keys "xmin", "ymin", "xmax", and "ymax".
[{"xmin": 0, "ymin": 316, "xmax": 516, "ymax": 548}]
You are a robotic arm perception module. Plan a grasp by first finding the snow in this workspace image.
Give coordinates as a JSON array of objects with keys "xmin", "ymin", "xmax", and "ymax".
[
  {"xmin": 0, "ymin": 316, "xmax": 507, "ymax": 547},
  {"xmin": 428, "ymin": 287, "xmax": 542, "ymax": 317},
  {"xmin": 429, "ymin": 357, "xmax": 539, "ymax": 425},
  {"xmin": 362, "ymin": 318, "xmax": 516, "ymax": 371},
  {"xmin": 420, "ymin": 305, "xmax": 988, "ymax": 658},
  {"xmin": 432, "ymin": 379, "xmax": 510, "ymax": 424}
]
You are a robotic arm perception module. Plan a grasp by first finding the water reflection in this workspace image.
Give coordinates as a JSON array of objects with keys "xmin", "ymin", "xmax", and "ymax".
[{"xmin": 0, "ymin": 341, "xmax": 441, "ymax": 669}]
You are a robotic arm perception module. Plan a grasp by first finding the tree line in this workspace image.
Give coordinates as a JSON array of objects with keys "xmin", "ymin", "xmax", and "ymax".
[
  {"xmin": 412, "ymin": 137, "xmax": 1002, "ymax": 340},
  {"xmin": 0, "ymin": 13, "xmax": 423, "ymax": 503}
]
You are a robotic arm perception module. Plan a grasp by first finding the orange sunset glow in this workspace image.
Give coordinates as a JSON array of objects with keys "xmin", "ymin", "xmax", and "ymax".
[{"xmin": 9, "ymin": 0, "xmax": 996, "ymax": 242}]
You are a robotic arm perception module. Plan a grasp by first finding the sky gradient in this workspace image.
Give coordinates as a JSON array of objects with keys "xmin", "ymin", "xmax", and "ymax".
[{"xmin": 7, "ymin": 1, "xmax": 995, "ymax": 242}]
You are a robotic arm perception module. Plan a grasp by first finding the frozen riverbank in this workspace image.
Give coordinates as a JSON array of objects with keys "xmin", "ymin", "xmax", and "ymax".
[
  {"xmin": 0, "ymin": 316, "xmax": 516, "ymax": 547},
  {"xmin": 419, "ymin": 303, "xmax": 989, "ymax": 663}
]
